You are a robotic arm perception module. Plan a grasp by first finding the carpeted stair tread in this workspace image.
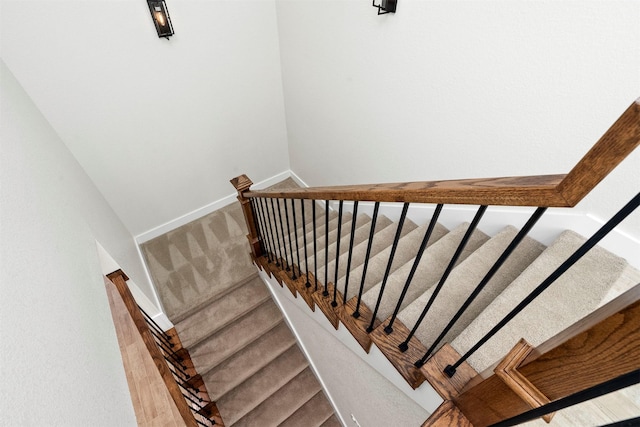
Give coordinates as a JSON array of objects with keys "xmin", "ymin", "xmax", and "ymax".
[
  {"xmin": 232, "ymin": 367, "xmax": 323, "ymax": 427},
  {"xmin": 315, "ymin": 213, "xmax": 373, "ymax": 281},
  {"xmin": 216, "ymin": 345, "xmax": 310, "ymax": 425},
  {"xmin": 277, "ymin": 213, "xmax": 345, "ymax": 262},
  {"xmin": 341, "ymin": 215, "xmax": 421, "ymax": 301},
  {"xmin": 451, "ymin": 229, "xmax": 640, "ymax": 372},
  {"xmin": 190, "ymin": 298, "xmax": 284, "ymax": 374},
  {"xmin": 278, "ymin": 390, "xmax": 335, "ymax": 427},
  {"xmin": 203, "ymin": 321, "xmax": 297, "ymax": 400},
  {"xmin": 362, "ymin": 222, "xmax": 486, "ymax": 324},
  {"xmin": 347, "ymin": 220, "xmax": 447, "ymax": 301},
  {"xmin": 141, "ymin": 201, "xmax": 257, "ymax": 322},
  {"xmin": 319, "ymin": 414, "xmax": 342, "ymax": 427},
  {"xmin": 397, "ymin": 225, "xmax": 545, "ymax": 350},
  {"xmin": 176, "ymin": 275, "xmax": 270, "ymax": 348}
]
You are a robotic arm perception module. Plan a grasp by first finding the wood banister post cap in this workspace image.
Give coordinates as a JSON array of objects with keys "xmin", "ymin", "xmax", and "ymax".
[
  {"xmin": 230, "ymin": 174, "xmax": 253, "ymax": 194},
  {"xmin": 106, "ymin": 269, "xmax": 129, "ymax": 282}
]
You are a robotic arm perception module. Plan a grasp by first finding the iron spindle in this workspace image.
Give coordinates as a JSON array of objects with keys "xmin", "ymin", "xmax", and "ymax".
[
  {"xmin": 258, "ymin": 198, "xmax": 275, "ymax": 263},
  {"xmin": 150, "ymin": 329, "xmax": 184, "ymax": 363},
  {"xmin": 489, "ymin": 369, "xmax": 640, "ymax": 427},
  {"xmin": 284, "ymin": 198, "xmax": 296, "ymax": 277},
  {"xmin": 367, "ymin": 202, "xmax": 410, "ymax": 333},
  {"xmin": 139, "ymin": 304, "xmax": 174, "ymax": 346},
  {"xmin": 399, "ymin": 205, "xmax": 488, "ymax": 356},
  {"xmin": 445, "ymin": 193, "xmax": 640, "ymax": 377},
  {"xmin": 270, "ymin": 198, "xmax": 284, "ymax": 268},
  {"xmin": 301, "ymin": 199, "xmax": 311, "ymax": 287},
  {"xmin": 164, "ymin": 355, "xmax": 190, "ymax": 380},
  {"xmin": 354, "ymin": 202, "xmax": 380, "ymax": 318},
  {"xmin": 250, "ymin": 199, "xmax": 265, "ymax": 256},
  {"xmin": 263, "ymin": 198, "xmax": 279, "ymax": 264},
  {"xmin": 313, "ymin": 202, "xmax": 319, "ymax": 291},
  {"xmin": 343, "ymin": 201, "xmax": 359, "ymax": 304},
  {"xmin": 385, "ymin": 204, "xmax": 443, "ymax": 334},
  {"xmin": 278, "ymin": 198, "xmax": 291, "ymax": 271},
  {"xmin": 254, "ymin": 198, "xmax": 271, "ymax": 262},
  {"xmin": 417, "ymin": 207, "xmax": 547, "ymax": 365},
  {"xmin": 331, "ymin": 201, "xmax": 345, "ymax": 306},
  {"xmin": 179, "ymin": 389, "xmax": 204, "ymax": 408},
  {"xmin": 291, "ymin": 199, "xmax": 302, "ymax": 280},
  {"xmin": 177, "ymin": 379, "xmax": 204, "ymax": 403},
  {"xmin": 324, "ymin": 200, "xmax": 330, "ymax": 296}
]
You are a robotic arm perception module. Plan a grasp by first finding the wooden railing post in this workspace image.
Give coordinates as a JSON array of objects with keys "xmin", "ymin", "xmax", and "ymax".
[
  {"xmin": 230, "ymin": 174, "xmax": 262, "ymax": 260},
  {"xmin": 450, "ymin": 285, "xmax": 640, "ymax": 427}
]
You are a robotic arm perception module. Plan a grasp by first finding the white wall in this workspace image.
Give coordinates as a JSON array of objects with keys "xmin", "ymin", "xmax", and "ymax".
[
  {"xmin": 0, "ymin": 60, "xmax": 137, "ymax": 426},
  {"xmin": 277, "ymin": 0, "xmax": 640, "ymax": 239},
  {"xmin": 1, "ymin": 0, "xmax": 290, "ymax": 237}
]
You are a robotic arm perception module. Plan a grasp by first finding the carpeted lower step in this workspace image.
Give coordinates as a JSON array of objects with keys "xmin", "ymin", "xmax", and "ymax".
[
  {"xmin": 451, "ymin": 229, "xmax": 640, "ymax": 372},
  {"xmin": 232, "ymin": 367, "xmax": 323, "ymax": 427},
  {"xmin": 187, "ymin": 298, "xmax": 282, "ymax": 373},
  {"xmin": 216, "ymin": 345, "xmax": 310, "ymax": 425},
  {"xmin": 203, "ymin": 321, "xmax": 297, "ymax": 400},
  {"xmin": 319, "ymin": 414, "xmax": 342, "ymax": 427},
  {"xmin": 278, "ymin": 390, "xmax": 335, "ymax": 427},
  {"xmin": 176, "ymin": 274, "xmax": 270, "ymax": 348}
]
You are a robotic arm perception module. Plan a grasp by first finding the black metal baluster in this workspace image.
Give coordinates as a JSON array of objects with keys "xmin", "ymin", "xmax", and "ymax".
[
  {"xmin": 445, "ymin": 193, "xmax": 640, "ymax": 377},
  {"xmin": 399, "ymin": 205, "xmax": 487, "ymax": 356},
  {"xmin": 416, "ymin": 207, "xmax": 547, "ymax": 364},
  {"xmin": 163, "ymin": 355, "xmax": 190, "ymax": 380},
  {"xmin": 301, "ymin": 199, "xmax": 311, "ymax": 288},
  {"xmin": 258, "ymin": 198, "xmax": 274, "ymax": 263},
  {"xmin": 489, "ymin": 369, "xmax": 640, "ymax": 427},
  {"xmin": 353, "ymin": 202, "xmax": 380, "ymax": 318},
  {"xmin": 254, "ymin": 198, "xmax": 272, "ymax": 263},
  {"xmin": 323, "ymin": 200, "xmax": 330, "ymax": 296},
  {"xmin": 249, "ymin": 199, "xmax": 265, "ymax": 256},
  {"xmin": 332, "ymin": 201, "xmax": 345, "ymax": 306},
  {"xmin": 343, "ymin": 201, "xmax": 359, "ymax": 304},
  {"xmin": 270, "ymin": 198, "xmax": 284, "ymax": 268},
  {"xmin": 264, "ymin": 198, "xmax": 279, "ymax": 264},
  {"xmin": 139, "ymin": 304, "xmax": 174, "ymax": 347},
  {"xmin": 313, "ymin": 202, "xmax": 319, "ymax": 291},
  {"xmin": 385, "ymin": 204, "xmax": 443, "ymax": 334},
  {"xmin": 291, "ymin": 199, "xmax": 302, "ymax": 280},
  {"xmin": 278, "ymin": 198, "xmax": 291, "ymax": 271},
  {"xmin": 150, "ymin": 329, "xmax": 184, "ymax": 363},
  {"xmin": 177, "ymin": 380, "xmax": 204, "ymax": 404},
  {"xmin": 284, "ymin": 198, "xmax": 296, "ymax": 278},
  {"xmin": 366, "ymin": 202, "xmax": 410, "ymax": 333}
]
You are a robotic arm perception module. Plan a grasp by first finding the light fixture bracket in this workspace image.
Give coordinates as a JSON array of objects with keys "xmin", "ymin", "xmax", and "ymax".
[{"xmin": 372, "ymin": 0, "xmax": 396, "ymax": 15}]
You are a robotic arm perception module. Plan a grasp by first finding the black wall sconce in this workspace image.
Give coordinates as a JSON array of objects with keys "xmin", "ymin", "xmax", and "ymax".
[
  {"xmin": 372, "ymin": 0, "xmax": 396, "ymax": 14},
  {"xmin": 147, "ymin": 0, "xmax": 174, "ymax": 39}
]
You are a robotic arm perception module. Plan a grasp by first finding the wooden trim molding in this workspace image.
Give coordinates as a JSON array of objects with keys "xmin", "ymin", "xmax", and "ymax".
[
  {"xmin": 494, "ymin": 339, "xmax": 553, "ymax": 423},
  {"xmin": 237, "ymin": 99, "xmax": 639, "ymax": 208}
]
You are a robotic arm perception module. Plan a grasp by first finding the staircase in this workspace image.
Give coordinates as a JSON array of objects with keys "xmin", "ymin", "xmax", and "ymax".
[{"xmin": 142, "ymin": 200, "xmax": 340, "ymax": 427}]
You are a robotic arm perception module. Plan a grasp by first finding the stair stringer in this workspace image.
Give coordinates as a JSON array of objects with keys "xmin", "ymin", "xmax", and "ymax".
[{"xmin": 258, "ymin": 267, "xmax": 443, "ymax": 425}]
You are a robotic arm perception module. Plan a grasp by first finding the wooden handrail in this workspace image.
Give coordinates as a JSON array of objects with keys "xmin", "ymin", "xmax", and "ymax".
[
  {"xmin": 241, "ymin": 99, "xmax": 639, "ymax": 207},
  {"xmin": 107, "ymin": 270, "xmax": 199, "ymax": 427}
]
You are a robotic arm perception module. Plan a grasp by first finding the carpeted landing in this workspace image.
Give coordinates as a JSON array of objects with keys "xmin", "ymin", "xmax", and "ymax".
[{"xmin": 141, "ymin": 178, "xmax": 340, "ymax": 427}]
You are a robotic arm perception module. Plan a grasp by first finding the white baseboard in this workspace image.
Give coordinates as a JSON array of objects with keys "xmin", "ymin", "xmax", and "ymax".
[{"xmin": 134, "ymin": 170, "xmax": 293, "ymax": 244}]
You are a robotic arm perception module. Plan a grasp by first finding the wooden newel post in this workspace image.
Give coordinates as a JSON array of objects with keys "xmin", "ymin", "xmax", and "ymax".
[{"xmin": 230, "ymin": 174, "xmax": 262, "ymax": 260}]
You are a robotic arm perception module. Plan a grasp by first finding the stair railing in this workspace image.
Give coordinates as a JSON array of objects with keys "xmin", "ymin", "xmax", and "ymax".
[
  {"xmin": 231, "ymin": 99, "xmax": 639, "ymax": 424},
  {"xmin": 106, "ymin": 270, "xmax": 223, "ymax": 426}
]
